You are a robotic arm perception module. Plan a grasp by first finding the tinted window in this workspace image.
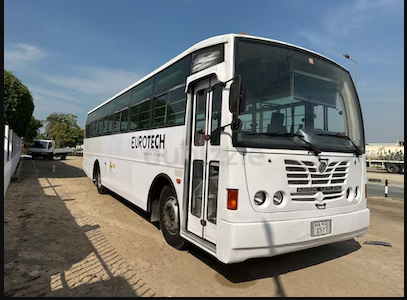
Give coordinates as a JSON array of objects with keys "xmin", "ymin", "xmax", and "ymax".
[
  {"xmin": 129, "ymin": 105, "xmax": 139, "ymax": 131},
  {"xmin": 115, "ymin": 93, "xmax": 131, "ymax": 112},
  {"xmin": 107, "ymin": 114, "xmax": 114, "ymax": 134},
  {"xmin": 131, "ymin": 78, "xmax": 154, "ymax": 106},
  {"xmin": 139, "ymin": 101, "xmax": 151, "ymax": 129},
  {"xmin": 155, "ymin": 56, "xmax": 191, "ymax": 94},
  {"xmin": 153, "ymin": 95, "xmax": 167, "ymax": 127},
  {"xmin": 113, "ymin": 112, "xmax": 121, "ymax": 132},
  {"xmin": 167, "ymin": 87, "xmax": 186, "ymax": 125},
  {"xmin": 120, "ymin": 109, "xmax": 129, "ymax": 132}
]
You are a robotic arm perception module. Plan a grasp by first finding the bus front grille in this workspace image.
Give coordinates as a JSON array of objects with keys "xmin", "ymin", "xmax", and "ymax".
[{"xmin": 285, "ymin": 160, "xmax": 349, "ymax": 202}]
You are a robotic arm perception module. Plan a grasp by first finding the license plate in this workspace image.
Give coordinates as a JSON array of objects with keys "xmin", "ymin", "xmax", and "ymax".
[{"xmin": 311, "ymin": 220, "xmax": 332, "ymax": 237}]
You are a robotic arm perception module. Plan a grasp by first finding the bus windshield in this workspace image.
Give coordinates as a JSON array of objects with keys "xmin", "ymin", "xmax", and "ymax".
[{"xmin": 233, "ymin": 38, "xmax": 365, "ymax": 154}]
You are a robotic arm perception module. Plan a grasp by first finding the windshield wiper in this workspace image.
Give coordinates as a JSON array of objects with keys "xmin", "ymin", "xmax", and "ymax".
[
  {"xmin": 245, "ymin": 132, "xmax": 321, "ymax": 156},
  {"xmin": 317, "ymin": 133, "xmax": 362, "ymax": 157}
]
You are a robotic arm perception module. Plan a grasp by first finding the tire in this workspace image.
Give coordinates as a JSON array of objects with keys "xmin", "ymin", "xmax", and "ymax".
[
  {"xmin": 96, "ymin": 166, "xmax": 107, "ymax": 194},
  {"xmin": 386, "ymin": 164, "xmax": 399, "ymax": 173},
  {"xmin": 399, "ymin": 165, "xmax": 404, "ymax": 174},
  {"xmin": 159, "ymin": 186, "xmax": 186, "ymax": 250},
  {"xmin": 61, "ymin": 155, "xmax": 66, "ymax": 160}
]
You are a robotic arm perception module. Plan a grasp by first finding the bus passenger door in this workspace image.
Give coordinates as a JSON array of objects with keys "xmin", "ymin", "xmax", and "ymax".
[{"xmin": 187, "ymin": 79, "xmax": 221, "ymax": 245}]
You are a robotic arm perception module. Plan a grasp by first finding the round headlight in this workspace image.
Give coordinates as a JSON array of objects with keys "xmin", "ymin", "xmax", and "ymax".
[
  {"xmin": 254, "ymin": 191, "xmax": 266, "ymax": 205},
  {"xmin": 273, "ymin": 191, "xmax": 284, "ymax": 205}
]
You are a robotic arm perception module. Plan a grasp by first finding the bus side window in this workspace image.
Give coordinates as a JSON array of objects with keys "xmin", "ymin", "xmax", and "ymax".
[
  {"xmin": 98, "ymin": 119, "xmax": 104, "ymax": 136},
  {"xmin": 139, "ymin": 100, "xmax": 152, "ymax": 130},
  {"xmin": 167, "ymin": 87, "xmax": 186, "ymax": 126},
  {"xmin": 153, "ymin": 95, "xmax": 167, "ymax": 127},
  {"xmin": 120, "ymin": 109, "xmax": 129, "ymax": 132},
  {"xmin": 107, "ymin": 114, "xmax": 114, "ymax": 134},
  {"xmin": 113, "ymin": 112, "xmax": 121, "ymax": 133},
  {"xmin": 130, "ymin": 105, "xmax": 139, "ymax": 131}
]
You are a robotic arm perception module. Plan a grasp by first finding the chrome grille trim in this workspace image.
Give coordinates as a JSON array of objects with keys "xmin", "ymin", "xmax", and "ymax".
[{"xmin": 285, "ymin": 160, "xmax": 350, "ymax": 202}]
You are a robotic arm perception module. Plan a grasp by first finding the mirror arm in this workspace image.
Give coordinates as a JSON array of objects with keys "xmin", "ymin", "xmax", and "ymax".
[{"xmin": 220, "ymin": 75, "xmax": 241, "ymax": 88}]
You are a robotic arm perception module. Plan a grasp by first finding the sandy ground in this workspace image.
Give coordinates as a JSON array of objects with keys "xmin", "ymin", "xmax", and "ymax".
[{"xmin": 4, "ymin": 156, "xmax": 404, "ymax": 297}]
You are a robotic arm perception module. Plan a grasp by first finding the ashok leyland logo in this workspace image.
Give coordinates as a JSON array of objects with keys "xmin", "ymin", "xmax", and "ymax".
[{"xmin": 318, "ymin": 161, "xmax": 328, "ymax": 173}]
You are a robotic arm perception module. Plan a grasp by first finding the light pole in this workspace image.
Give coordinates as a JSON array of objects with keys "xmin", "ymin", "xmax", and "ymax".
[{"xmin": 343, "ymin": 54, "xmax": 358, "ymax": 89}]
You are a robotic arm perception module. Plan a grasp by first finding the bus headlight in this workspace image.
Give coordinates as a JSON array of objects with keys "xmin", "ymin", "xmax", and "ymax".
[
  {"xmin": 273, "ymin": 191, "xmax": 284, "ymax": 205},
  {"xmin": 254, "ymin": 191, "xmax": 267, "ymax": 205}
]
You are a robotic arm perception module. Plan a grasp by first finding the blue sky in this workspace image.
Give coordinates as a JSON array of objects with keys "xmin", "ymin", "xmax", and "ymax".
[{"xmin": 4, "ymin": 0, "xmax": 404, "ymax": 143}]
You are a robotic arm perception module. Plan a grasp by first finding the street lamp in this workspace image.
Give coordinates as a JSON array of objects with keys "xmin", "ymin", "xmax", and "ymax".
[{"xmin": 343, "ymin": 54, "xmax": 358, "ymax": 89}]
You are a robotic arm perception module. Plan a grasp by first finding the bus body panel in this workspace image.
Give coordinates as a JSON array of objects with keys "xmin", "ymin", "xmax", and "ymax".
[{"xmin": 83, "ymin": 126, "xmax": 186, "ymax": 211}]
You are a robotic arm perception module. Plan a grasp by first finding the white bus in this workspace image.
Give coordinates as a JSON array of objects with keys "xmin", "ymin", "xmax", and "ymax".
[{"xmin": 83, "ymin": 33, "xmax": 370, "ymax": 264}]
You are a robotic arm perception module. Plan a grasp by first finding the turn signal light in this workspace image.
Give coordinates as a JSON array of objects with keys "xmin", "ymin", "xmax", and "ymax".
[{"xmin": 227, "ymin": 189, "xmax": 238, "ymax": 210}]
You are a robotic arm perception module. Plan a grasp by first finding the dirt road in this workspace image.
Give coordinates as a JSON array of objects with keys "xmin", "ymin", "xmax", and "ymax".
[{"xmin": 4, "ymin": 157, "xmax": 404, "ymax": 297}]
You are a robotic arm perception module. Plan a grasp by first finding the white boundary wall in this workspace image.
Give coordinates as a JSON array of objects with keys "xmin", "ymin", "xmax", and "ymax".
[{"xmin": 4, "ymin": 124, "xmax": 22, "ymax": 196}]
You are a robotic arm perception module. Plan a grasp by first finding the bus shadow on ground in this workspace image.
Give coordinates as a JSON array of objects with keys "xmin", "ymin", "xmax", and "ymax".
[{"xmin": 188, "ymin": 238, "xmax": 361, "ymax": 285}]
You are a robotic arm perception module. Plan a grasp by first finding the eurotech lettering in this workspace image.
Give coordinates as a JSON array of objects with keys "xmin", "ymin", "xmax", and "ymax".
[{"xmin": 131, "ymin": 134, "xmax": 165, "ymax": 149}]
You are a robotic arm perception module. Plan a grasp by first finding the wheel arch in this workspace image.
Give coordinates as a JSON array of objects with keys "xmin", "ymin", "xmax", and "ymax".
[
  {"xmin": 92, "ymin": 159, "xmax": 101, "ymax": 182},
  {"xmin": 148, "ymin": 173, "xmax": 178, "ymax": 223}
]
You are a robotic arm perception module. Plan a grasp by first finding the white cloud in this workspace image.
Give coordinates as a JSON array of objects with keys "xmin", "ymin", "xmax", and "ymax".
[
  {"xmin": 4, "ymin": 43, "xmax": 47, "ymax": 69},
  {"xmin": 31, "ymin": 87, "xmax": 81, "ymax": 104},
  {"xmin": 297, "ymin": 0, "xmax": 403, "ymax": 52},
  {"xmin": 41, "ymin": 66, "xmax": 144, "ymax": 100},
  {"xmin": 325, "ymin": 0, "xmax": 403, "ymax": 35}
]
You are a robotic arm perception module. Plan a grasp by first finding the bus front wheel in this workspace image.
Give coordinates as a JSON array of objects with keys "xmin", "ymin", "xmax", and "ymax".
[{"xmin": 159, "ymin": 186, "xmax": 186, "ymax": 250}]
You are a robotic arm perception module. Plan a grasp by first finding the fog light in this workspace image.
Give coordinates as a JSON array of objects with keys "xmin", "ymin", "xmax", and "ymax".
[
  {"xmin": 254, "ymin": 191, "xmax": 266, "ymax": 205},
  {"xmin": 355, "ymin": 186, "xmax": 359, "ymax": 198},
  {"xmin": 273, "ymin": 191, "xmax": 284, "ymax": 205}
]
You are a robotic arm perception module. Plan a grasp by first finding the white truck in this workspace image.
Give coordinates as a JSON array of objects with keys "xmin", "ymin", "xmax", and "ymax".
[
  {"xmin": 73, "ymin": 144, "xmax": 84, "ymax": 156},
  {"xmin": 365, "ymin": 141, "xmax": 404, "ymax": 174},
  {"xmin": 27, "ymin": 139, "xmax": 73, "ymax": 160}
]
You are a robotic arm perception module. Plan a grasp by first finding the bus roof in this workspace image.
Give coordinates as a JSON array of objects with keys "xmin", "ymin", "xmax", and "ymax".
[{"xmin": 87, "ymin": 33, "xmax": 348, "ymax": 115}]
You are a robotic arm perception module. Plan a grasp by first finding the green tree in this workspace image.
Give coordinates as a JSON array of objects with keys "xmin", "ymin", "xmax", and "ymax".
[
  {"xmin": 23, "ymin": 117, "xmax": 43, "ymax": 144},
  {"xmin": 45, "ymin": 112, "xmax": 84, "ymax": 147},
  {"xmin": 4, "ymin": 69, "xmax": 35, "ymax": 137}
]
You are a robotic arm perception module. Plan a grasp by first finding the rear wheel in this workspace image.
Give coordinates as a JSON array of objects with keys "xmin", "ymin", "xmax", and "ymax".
[
  {"xmin": 386, "ymin": 164, "xmax": 399, "ymax": 173},
  {"xmin": 399, "ymin": 165, "xmax": 404, "ymax": 174},
  {"xmin": 159, "ymin": 186, "xmax": 186, "ymax": 250},
  {"xmin": 96, "ymin": 166, "xmax": 107, "ymax": 194}
]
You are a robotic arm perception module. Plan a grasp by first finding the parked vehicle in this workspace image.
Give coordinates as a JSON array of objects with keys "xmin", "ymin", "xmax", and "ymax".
[
  {"xmin": 27, "ymin": 139, "xmax": 73, "ymax": 160},
  {"xmin": 83, "ymin": 33, "xmax": 370, "ymax": 264},
  {"xmin": 73, "ymin": 144, "xmax": 84, "ymax": 156},
  {"xmin": 366, "ymin": 141, "xmax": 404, "ymax": 173}
]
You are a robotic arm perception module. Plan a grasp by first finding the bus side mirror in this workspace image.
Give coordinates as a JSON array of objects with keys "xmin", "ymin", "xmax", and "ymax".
[{"xmin": 229, "ymin": 76, "xmax": 246, "ymax": 115}]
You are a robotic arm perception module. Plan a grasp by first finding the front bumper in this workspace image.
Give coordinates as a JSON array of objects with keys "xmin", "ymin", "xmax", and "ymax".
[{"xmin": 217, "ymin": 208, "xmax": 370, "ymax": 264}]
